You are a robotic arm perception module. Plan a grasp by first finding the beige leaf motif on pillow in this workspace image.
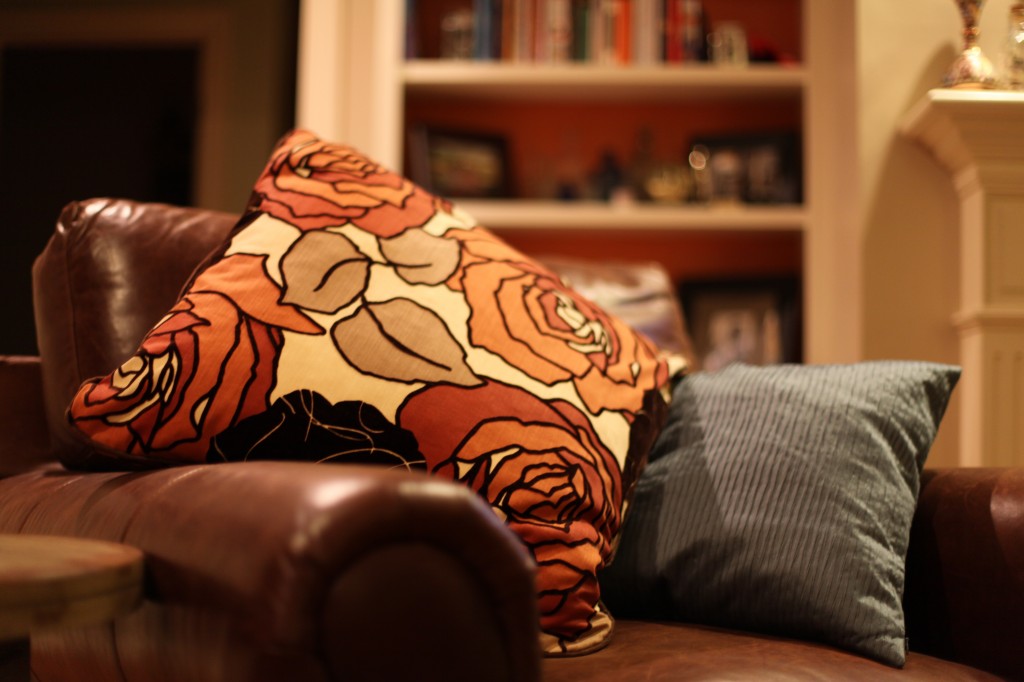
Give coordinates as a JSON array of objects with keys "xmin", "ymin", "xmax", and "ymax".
[
  {"xmin": 379, "ymin": 229, "xmax": 461, "ymax": 285},
  {"xmin": 280, "ymin": 231, "xmax": 370, "ymax": 314},
  {"xmin": 332, "ymin": 299, "xmax": 481, "ymax": 386}
]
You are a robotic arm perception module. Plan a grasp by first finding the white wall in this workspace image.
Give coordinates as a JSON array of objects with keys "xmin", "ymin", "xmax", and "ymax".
[{"xmin": 856, "ymin": 0, "xmax": 1017, "ymax": 466}]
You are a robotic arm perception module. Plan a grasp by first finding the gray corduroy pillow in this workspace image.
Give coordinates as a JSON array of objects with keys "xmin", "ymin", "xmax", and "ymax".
[{"xmin": 599, "ymin": 361, "xmax": 960, "ymax": 666}]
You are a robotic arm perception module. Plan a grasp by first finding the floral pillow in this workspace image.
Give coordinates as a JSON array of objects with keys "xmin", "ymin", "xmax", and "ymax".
[{"xmin": 66, "ymin": 129, "xmax": 686, "ymax": 655}]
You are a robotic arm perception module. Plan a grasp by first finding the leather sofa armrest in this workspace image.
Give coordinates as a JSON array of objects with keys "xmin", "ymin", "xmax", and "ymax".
[
  {"xmin": 904, "ymin": 467, "xmax": 1024, "ymax": 679},
  {"xmin": 0, "ymin": 462, "xmax": 540, "ymax": 682},
  {"xmin": 0, "ymin": 355, "xmax": 52, "ymax": 475}
]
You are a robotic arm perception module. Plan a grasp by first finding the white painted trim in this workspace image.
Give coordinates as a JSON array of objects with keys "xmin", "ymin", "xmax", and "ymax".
[
  {"xmin": 296, "ymin": 0, "xmax": 348, "ymax": 142},
  {"xmin": 296, "ymin": 0, "xmax": 405, "ymax": 168},
  {"xmin": 371, "ymin": 0, "xmax": 405, "ymax": 170},
  {"xmin": 803, "ymin": 0, "xmax": 861, "ymax": 364}
]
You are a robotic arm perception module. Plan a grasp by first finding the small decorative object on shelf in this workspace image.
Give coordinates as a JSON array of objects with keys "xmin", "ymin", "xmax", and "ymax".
[
  {"xmin": 408, "ymin": 126, "xmax": 511, "ymax": 198},
  {"xmin": 689, "ymin": 132, "xmax": 802, "ymax": 205},
  {"xmin": 590, "ymin": 150, "xmax": 626, "ymax": 201},
  {"xmin": 666, "ymin": 0, "xmax": 708, "ymax": 63},
  {"xmin": 440, "ymin": 8, "xmax": 475, "ymax": 59},
  {"xmin": 1005, "ymin": 3, "xmax": 1024, "ymax": 89},
  {"xmin": 688, "ymin": 145, "xmax": 713, "ymax": 204},
  {"xmin": 944, "ymin": 0, "xmax": 996, "ymax": 89},
  {"xmin": 708, "ymin": 21, "xmax": 749, "ymax": 66},
  {"xmin": 679, "ymin": 277, "xmax": 802, "ymax": 371},
  {"xmin": 644, "ymin": 162, "xmax": 691, "ymax": 203}
]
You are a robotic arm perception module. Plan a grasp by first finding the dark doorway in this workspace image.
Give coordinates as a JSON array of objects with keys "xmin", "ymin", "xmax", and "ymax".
[{"xmin": 0, "ymin": 46, "xmax": 199, "ymax": 353}]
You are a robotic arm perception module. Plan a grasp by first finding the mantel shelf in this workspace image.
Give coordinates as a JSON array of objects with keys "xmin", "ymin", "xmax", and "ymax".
[
  {"xmin": 900, "ymin": 88, "xmax": 1024, "ymax": 174},
  {"xmin": 456, "ymin": 199, "xmax": 805, "ymax": 231},
  {"xmin": 403, "ymin": 60, "xmax": 806, "ymax": 101}
]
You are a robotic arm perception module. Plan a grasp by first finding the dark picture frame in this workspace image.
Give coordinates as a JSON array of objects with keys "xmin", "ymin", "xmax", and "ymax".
[
  {"xmin": 407, "ymin": 126, "xmax": 511, "ymax": 199},
  {"xmin": 690, "ymin": 131, "xmax": 802, "ymax": 205},
  {"xmin": 679, "ymin": 277, "xmax": 802, "ymax": 372}
]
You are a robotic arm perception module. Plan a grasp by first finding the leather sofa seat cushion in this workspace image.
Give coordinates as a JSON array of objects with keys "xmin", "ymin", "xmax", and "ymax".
[{"xmin": 543, "ymin": 620, "xmax": 1002, "ymax": 681}]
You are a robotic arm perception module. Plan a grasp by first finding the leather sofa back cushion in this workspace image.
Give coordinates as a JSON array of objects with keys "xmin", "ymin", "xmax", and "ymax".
[
  {"xmin": 32, "ymin": 199, "xmax": 236, "ymax": 442},
  {"xmin": 63, "ymin": 130, "xmax": 686, "ymax": 656}
]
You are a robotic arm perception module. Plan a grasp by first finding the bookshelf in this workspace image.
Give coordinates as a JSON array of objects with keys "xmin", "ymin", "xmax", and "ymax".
[
  {"xmin": 295, "ymin": 1, "xmax": 857, "ymax": 364},
  {"xmin": 403, "ymin": 51, "xmax": 807, "ymax": 242},
  {"xmin": 400, "ymin": 1, "xmax": 806, "ymax": 307}
]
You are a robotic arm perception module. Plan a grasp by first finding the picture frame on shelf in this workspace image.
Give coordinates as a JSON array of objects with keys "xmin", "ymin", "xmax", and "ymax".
[
  {"xmin": 679, "ymin": 277, "xmax": 802, "ymax": 372},
  {"xmin": 690, "ymin": 131, "xmax": 802, "ymax": 205},
  {"xmin": 407, "ymin": 126, "xmax": 511, "ymax": 199}
]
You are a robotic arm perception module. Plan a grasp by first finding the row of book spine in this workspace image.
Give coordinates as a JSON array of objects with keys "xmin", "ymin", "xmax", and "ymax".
[{"xmin": 431, "ymin": 0, "xmax": 709, "ymax": 65}]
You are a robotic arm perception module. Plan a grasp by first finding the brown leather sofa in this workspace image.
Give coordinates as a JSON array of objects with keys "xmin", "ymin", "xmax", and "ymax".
[{"xmin": 0, "ymin": 198, "xmax": 1021, "ymax": 681}]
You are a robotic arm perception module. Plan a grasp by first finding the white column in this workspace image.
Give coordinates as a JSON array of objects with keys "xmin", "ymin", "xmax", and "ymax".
[
  {"xmin": 903, "ymin": 89, "xmax": 1024, "ymax": 466},
  {"xmin": 296, "ymin": 0, "xmax": 405, "ymax": 169}
]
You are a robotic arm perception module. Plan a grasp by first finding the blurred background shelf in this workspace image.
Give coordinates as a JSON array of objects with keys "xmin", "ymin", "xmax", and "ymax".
[
  {"xmin": 456, "ymin": 199, "xmax": 806, "ymax": 231},
  {"xmin": 403, "ymin": 61, "xmax": 806, "ymax": 101}
]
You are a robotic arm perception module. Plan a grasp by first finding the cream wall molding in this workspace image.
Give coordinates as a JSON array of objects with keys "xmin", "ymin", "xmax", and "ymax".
[
  {"xmin": 953, "ymin": 309, "xmax": 1024, "ymax": 330},
  {"xmin": 902, "ymin": 88, "xmax": 1024, "ymax": 466},
  {"xmin": 902, "ymin": 90, "xmax": 1024, "ymax": 172}
]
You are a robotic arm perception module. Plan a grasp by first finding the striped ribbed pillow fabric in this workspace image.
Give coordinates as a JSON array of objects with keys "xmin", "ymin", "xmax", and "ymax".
[{"xmin": 599, "ymin": 361, "xmax": 960, "ymax": 666}]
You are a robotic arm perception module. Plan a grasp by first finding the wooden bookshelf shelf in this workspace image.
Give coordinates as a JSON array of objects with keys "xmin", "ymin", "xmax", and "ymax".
[
  {"xmin": 456, "ymin": 199, "xmax": 806, "ymax": 231},
  {"xmin": 403, "ymin": 60, "xmax": 806, "ymax": 101}
]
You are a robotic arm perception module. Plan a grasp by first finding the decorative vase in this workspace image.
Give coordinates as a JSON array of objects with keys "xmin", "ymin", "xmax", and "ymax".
[
  {"xmin": 944, "ymin": 0, "xmax": 997, "ymax": 88},
  {"xmin": 1005, "ymin": 2, "xmax": 1024, "ymax": 89}
]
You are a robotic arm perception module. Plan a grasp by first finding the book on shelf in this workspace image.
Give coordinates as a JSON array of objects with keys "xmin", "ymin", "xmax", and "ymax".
[
  {"xmin": 410, "ymin": 0, "xmax": 711, "ymax": 65},
  {"xmin": 664, "ymin": 0, "xmax": 706, "ymax": 63}
]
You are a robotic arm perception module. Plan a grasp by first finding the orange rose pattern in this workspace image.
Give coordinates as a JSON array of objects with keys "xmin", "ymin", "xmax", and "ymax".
[
  {"xmin": 449, "ymin": 227, "xmax": 670, "ymax": 415},
  {"xmin": 398, "ymin": 381, "xmax": 621, "ymax": 648},
  {"xmin": 67, "ymin": 130, "xmax": 683, "ymax": 656},
  {"xmin": 251, "ymin": 129, "xmax": 447, "ymax": 236},
  {"xmin": 70, "ymin": 254, "xmax": 322, "ymax": 460}
]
